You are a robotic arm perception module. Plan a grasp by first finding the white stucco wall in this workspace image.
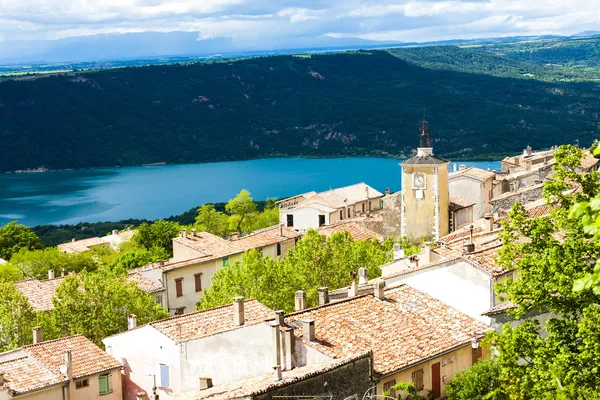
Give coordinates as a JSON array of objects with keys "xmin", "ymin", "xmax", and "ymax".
[
  {"xmin": 449, "ymin": 177, "xmax": 485, "ymax": 219},
  {"xmin": 103, "ymin": 326, "xmax": 181, "ymax": 400},
  {"xmin": 0, "ymin": 386, "xmax": 63, "ymax": 400},
  {"xmin": 281, "ymin": 207, "xmax": 330, "ymax": 232},
  {"xmin": 387, "ymin": 261, "xmax": 492, "ymax": 324},
  {"xmin": 179, "ymin": 323, "xmax": 276, "ymax": 391}
]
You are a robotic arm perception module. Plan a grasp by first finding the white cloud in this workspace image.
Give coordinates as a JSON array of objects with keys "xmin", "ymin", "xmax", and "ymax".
[{"xmin": 0, "ymin": 0, "xmax": 599, "ymax": 46}]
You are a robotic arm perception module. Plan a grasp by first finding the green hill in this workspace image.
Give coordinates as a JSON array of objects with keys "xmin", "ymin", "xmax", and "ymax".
[{"xmin": 1, "ymin": 38, "xmax": 600, "ymax": 172}]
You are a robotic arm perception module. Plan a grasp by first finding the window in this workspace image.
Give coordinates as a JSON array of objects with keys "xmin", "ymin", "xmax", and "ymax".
[
  {"xmin": 286, "ymin": 214, "xmax": 294, "ymax": 227},
  {"xmin": 194, "ymin": 273, "xmax": 203, "ymax": 292},
  {"xmin": 159, "ymin": 364, "xmax": 170, "ymax": 388},
  {"xmin": 383, "ymin": 379, "xmax": 396, "ymax": 398},
  {"xmin": 175, "ymin": 278, "xmax": 183, "ymax": 297},
  {"xmin": 362, "ymin": 203, "xmax": 366, "ymax": 213},
  {"xmin": 99, "ymin": 374, "xmax": 112, "ymax": 395},
  {"xmin": 75, "ymin": 379, "xmax": 89, "ymax": 389},
  {"xmin": 339, "ymin": 210, "xmax": 343, "ymax": 220},
  {"xmin": 412, "ymin": 369, "xmax": 424, "ymax": 391},
  {"xmin": 276, "ymin": 243, "xmax": 282, "ymax": 256},
  {"xmin": 222, "ymin": 257, "xmax": 229, "ymax": 267},
  {"xmin": 318, "ymin": 215, "xmax": 326, "ymax": 227},
  {"xmin": 175, "ymin": 307, "xmax": 185, "ymax": 316},
  {"xmin": 155, "ymin": 295, "xmax": 163, "ymax": 307}
]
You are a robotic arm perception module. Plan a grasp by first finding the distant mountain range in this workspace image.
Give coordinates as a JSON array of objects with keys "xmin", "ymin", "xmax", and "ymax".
[
  {"xmin": 1, "ymin": 36, "xmax": 599, "ymax": 173},
  {"xmin": 0, "ymin": 30, "xmax": 597, "ymax": 65}
]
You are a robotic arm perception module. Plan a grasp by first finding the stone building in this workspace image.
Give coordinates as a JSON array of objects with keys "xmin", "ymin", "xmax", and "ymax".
[{"xmin": 448, "ymin": 166, "xmax": 496, "ymax": 219}]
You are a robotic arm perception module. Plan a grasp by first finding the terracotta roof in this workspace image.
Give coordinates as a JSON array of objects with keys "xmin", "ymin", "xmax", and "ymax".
[
  {"xmin": 449, "ymin": 166, "xmax": 496, "ymax": 181},
  {"xmin": 438, "ymin": 226, "xmax": 484, "ymax": 245},
  {"xmin": 435, "ymin": 244, "xmax": 508, "ymax": 277},
  {"xmin": 382, "ymin": 257, "xmax": 463, "ymax": 280},
  {"xmin": 127, "ymin": 272, "xmax": 164, "ymax": 294},
  {"xmin": 401, "ymin": 154, "xmax": 449, "ymax": 165},
  {"xmin": 482, "ymin": 301, "xmax": 516, "ymax": 316},
  {"xmin": 314, "ymin": 183, "xmax": 384, "ymax": 209},
  {"xmin": 449, "ymin": 194, "xmax": 475, "ymax": 212},
  {"xmin": 285, "ymin": 286, "xmax": 489, "ymax": 376},
  {"xmin": 57, "ymin": 237, "xmax": 108, "ymax": 253},
  {"xmin": 318, "ymin": 222, "xmax": 383, "ymax": 241},
  {"xmin": 8, "ymin": 335, "xmax": 122, "ymax": 383},
  {"xmin": 149, "ymin": 299, "xmax": 273, "ymax": 343},
  {"xmin": 16, "ymin": 274, "xmax": 164, "ymax": 311},
  {"xmin": 171, "ymin": 226, "xmax": 301, "ymax": 267},
  {"xmin": 580, "ymin": 151, "xmax": 599, "ymax": 170},
  {"xmin": 15, "ymin": 278, "xmax": 65, "ymax": 311},
  {"xmin": 0, "ymin": 356, "xmax": 67, "ymax": 396},
  {"xmin": 173, "ymin": 352, "xmax": 372, "ymax": 400},
  {"xmin": 490, "ymin": 183, "xmax": 544, "ymax": 202}
]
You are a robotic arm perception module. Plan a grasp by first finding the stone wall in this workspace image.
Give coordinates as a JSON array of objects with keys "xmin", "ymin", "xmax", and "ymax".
[
  {"xmin": 490, "ymin": 185, "xmax": 544, "ymax": 214},
  {"xmin": 382, "ymin": 192, "xmax": 402, "ymax": 239},
  {"xmin": 254, "ymin": 353, "xmax": 373, "ymax": 400}
]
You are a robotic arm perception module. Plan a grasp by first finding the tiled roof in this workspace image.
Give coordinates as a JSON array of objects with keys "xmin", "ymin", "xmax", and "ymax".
[
  {"xmin": 449, "ymin": 166, "xmax": 496, "ymax": 181},
  {"xmin": 580, "ymin": 151, "xmax": 599, "ymax": 170},
  {"xmin": 482, "ymin": 301, "xmax": 516, "ymax": 316},
  {"xmin": 16, "ymin": 274, "xmax": 165, "ymax": 311},
  {"xmin": 318, "ymin": 222, "xmax": 383, "ymax": 241},
  {"xmin": 127, "ymin": 272, "xmax": 164, "ymax": 294},
  {"xmin": 382, "ymin": 257, "xmax": 463, "ymax": 280},
  {"xmin": 0, "ymin": 356, "xmax": 67, "ymax": 396},
  {"xmin": 172, "ymin": 226, "xmax": 301, "ymax": 266},
  {"xmin": 314, "ymin": 183, "xmax": 384, "ymax": 209},
  {"xmin": 490, "ymin": 183, "xmax": 544, "ymax": 202},
  {"xmin": 438, "ymin": 226, "xmax": 484, "ymax": 245},
  {"xmin": 401, "ymin": 154, "xmax": 449, "ymax": 165},
  {"xmin": 57, "ymin": 237, "xmax": 108, "ymax": 253},
  {"xmin": 285, "ymin": 286, "xmax": 489, "ymax": 376},
  {"xmin": 449, "ymin": 194, "xmax": 475, "ymax": 212},
  {"xmin": 149, "ymin": 299, "xmax": 273, "ymax": 343},
  {"xmin": 23, "ymin": 335, "xmax": 122, "ymax": 380},
  {"xmin": 15, "ymin": 278, "xmax": 65, "ymax": 311},
  {"xmin": 173, "ymin": 352, "xmax": 372, "ymax": 400},
  {"xmin": 435, "ymin": 244, "xmax": 507, "ymax": 277}
]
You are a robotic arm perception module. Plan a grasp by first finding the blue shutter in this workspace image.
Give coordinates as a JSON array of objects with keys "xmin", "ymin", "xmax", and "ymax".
[{"xmin": 160, "ymin": 364, "xmax": 170, "ymax": 388}]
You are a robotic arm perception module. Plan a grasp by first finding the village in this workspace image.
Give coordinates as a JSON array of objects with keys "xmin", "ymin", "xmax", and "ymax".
[{"xmin": 1, "ymin": 120, "xmax": 599, "ymax": 400}]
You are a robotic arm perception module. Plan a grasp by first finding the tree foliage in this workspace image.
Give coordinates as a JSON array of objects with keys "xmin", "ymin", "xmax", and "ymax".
[
  {"xmin": 0, "ymin": 221, "xmax": 42, "ymax": 261},
  {"xmin": 226, "ymin": 189, "xmax": 258, "ymax": 234},
  {"xmin": 0, "ymin": 282, "xmax": 36, "ymax": 352},
  {"xmin": 199, "ymin": 230, "xmax": 392, "ymax": 312},
  {"xmin": 8, "ymin": 247, "xmax": 98, "ymax": 280},
  {"xmin": 474, "ymin": 145, "xmax": 600, "ymax": 398},
  {"xmin": 133, "ymin": 220, "xmax": 181, "ymax": 256},
  {"xmin": 195, "ymin": 204, "xmax": 230, "ymax": 237},
  {"xmin": 48, "ymin": 271, "xmax": 169, "ymax": 346},
  {"xmin": 445, "ymin": 359, "xmax": 507, "ymax": 400}
]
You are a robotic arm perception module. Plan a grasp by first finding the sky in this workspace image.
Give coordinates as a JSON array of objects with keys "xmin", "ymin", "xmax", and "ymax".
[{"xmin": 1, "ymin": 0, "xmax": 599, "ymax": 47}]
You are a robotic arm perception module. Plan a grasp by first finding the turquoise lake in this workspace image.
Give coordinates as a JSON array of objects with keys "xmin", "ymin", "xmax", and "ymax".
[{"xmin": 0, "ymin": 157, "xmax": 501, "ymax": 227}]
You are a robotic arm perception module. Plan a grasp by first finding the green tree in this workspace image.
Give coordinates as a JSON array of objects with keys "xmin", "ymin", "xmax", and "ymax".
[
  {"xmin": 0, "ymin": 282, "xmax": 36, "ymax": 351},
  {"xmin": 133, "ymin": 220, "xmax": 181, "ymax": 256},
  {"xmin": 8, "ymin": 247, "xmax": 98, "ymax": 280},
  {"xmin": 445, "ymin": 358, "xmax": 507, "ymax": 400},
  {"xmin": 0, "ymin": 221, "xmax": 42, "ymax": 261},
  {"xmin": 108, "ymin": 247, "xmax": 169, "ymax": 275},
  {"xmin": 49, "ymin": 271, "xmax": 169, "ymax": 346},
  {"xmin": 226, "ymin": 190, "xmax": 257, "ymax": 234},
  {"xmin": 485, "ymin": 145, "xmax": 600, "ymax": 398},
  {"xmin": 195, "ymin": 204, "xmax": 230, "ymax": 237}
]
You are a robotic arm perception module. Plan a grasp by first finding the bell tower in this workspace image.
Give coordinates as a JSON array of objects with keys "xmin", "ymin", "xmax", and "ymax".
[{"xmin": 400, "ymin": 119, "xmax": 450, "ymax": 243}]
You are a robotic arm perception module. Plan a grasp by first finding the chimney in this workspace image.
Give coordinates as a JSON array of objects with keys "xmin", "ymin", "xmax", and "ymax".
[
  {"xmin": 483, "ymin": 213, "xmax": 494, "ymax": 232},
  {"xmin": 282, "ymin": 327, "xmax": 296, "ymax": 370},
  {"xmin": 348, "ymin": 272, "xmax": 359, "ymax": 297},
  {"xmin": 374, "ymin": 279, "xmax": 386, "ymax": 300},
  {"xmin": 459, "ymin": 164, "xmax": 467, "ymax": 171},
  {"xmin": 303, "ymin": 320, "xmax": 316, "ymax": 342},
  {"xmin": 71, "ymin": 238, "xmax": 75, "ymax": 242},
  {"xmin": 271, "ymin": 323, "xmax": 281, "ymax": 375},
  {"xmin": 61, "ymin": 268, "xmax": 66, "ymax": 278},
  {"xmin": 199, "ymin": 377, "xmax": 213, "ymax": 390},
  {"xmin": 32, "ymin": 327, "xmax": 43, "ymax": 344},
  {"xmin": 273, "ymin": 366, "xmax": 282, "ymax": 382},
  {"xmin": 127, "ymin": 314, "xmax": 137, "ymax": 330},
  {"xmin": 191, "ymin": 229, "xmax": 197, "ymax": 237},
  {"xmin": 393, "ymin": 243, "xmax": 405, "ymax": 261},
  {"xmin": 231, "ymin": 232, "xmax": 240, "ymax": 240},
  {"xmin": 385, "ymin": 187, "xmax": 391, "ymax": 196},
  {"xmin": 233, "ymin": 297, "xmax": 245, "ymax": 326},
  {"xmin": 48, "ymin": 269, "xmax": 55, "ymax": 280},
  {"xmin": 294, "ymin": 290, "xmax": 307, "ymax": 311},
  {"xmin": 421, "ymin": 242, "xmax": 432, "ymax": 264},
  {"xmin": 274, "ymin": 310, "xmax": 285, "ymax": 325},
  {"xmin": 358, "ymin": 268, "xmax": 368, "ymax": 285},
  {"xmin": 318, "ymin": 287, "xmax": 329, "ymax": 305},
  {"xmin": 409, "ymin": 255, "xmax": 419, "ymax": 268},
  {"xmin": 453, "ymin": 163, "xmax": 457, "ymax": 172},
  {"xmin": 181, "ymin": 230, "xmax": 187, "ymax": 239},
  {"xmin": 464, "ymin": 225, "xmax": 475, "ymax": 254},
  {"xmin": 63, "ymin": 350, "xmax": 73, "ymax": 381},
  {"xmin": 112, "ymin": 230, "xmax": 117, "ymax": 235}
]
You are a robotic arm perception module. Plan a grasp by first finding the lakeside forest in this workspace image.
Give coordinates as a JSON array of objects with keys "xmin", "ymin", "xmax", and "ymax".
[{"xmin": 1, "ymin": 36, "xmax": 600, "ymax": 173}]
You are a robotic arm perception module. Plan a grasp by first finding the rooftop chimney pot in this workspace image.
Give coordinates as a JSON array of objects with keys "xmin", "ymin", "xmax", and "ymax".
[
  {"xmin": 127, "ymin": 314, "xmax": 137, "ymax": 330},
  {"xmin": 348, "ymin": 273, "xmax": 359, "ymax": 297},
  {"xmin": 273, "ymin": 366, "xmax": 282, "ymax": 382},
  {"xmin": 112, "ymin": 230, "xmax": 117, "ymax": 235},
  {"xmin": 61, "ymin": 268, "xmax": 66, "ymax": 278},
  {"xmin": 63, "ymin": 350, "xmax": 73, "ymax": 381},
  {"xmin": 374, "ymin": 280, "xmax": 386, "ymax": 300},
  {"xmin": 358, "ymin": 268, "xmax": 368, "ymax": 285},
  {"xmin": 294, "ymin": 290, "xmax": 307, "ymax": 311},
  {"xmin": 274, "ymin": 310, "xmax": 285, "ymax": 325},
  {"xmin": 393, "ymin": 244, "xmax": 405, "ymax": 261},
  {"xmin": 303, "ymin": 320, "xmax": 316, "ymax": 342},
  {"xmin": 71, "ymin": 238, "xmax": 75, "ymax": 242},
  {"xmin": 318, "ymin": 287, "xmax": 329, "ymax": 305},
  {"xmin": 233, "ymin": 297, "xmax": 245, "ymax": 326},
  {"xmin": 48, "ymin": 270, "xmax": 55, "ymax": 280},
  {"xmin": 33, "ymin": 327, "xmax": 43, "ymax": 344},
  {"xmin": 199, "ymin": 377, "xmax": 213, "ymax": 390},
  {"xmin": 191, "ymin": 229, "xmax": 197, "ymax": 237}
]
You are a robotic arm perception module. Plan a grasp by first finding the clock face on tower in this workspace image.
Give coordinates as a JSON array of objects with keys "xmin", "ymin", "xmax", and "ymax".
[{"xmin": 412, "ymin": 172, "xmax": 426, "ymax": 189}]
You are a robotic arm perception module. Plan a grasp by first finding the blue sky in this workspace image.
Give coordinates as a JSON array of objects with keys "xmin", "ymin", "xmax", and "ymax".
[{"xmin": 1, "ymin": 0, "xmax": 599, "ymax": 45}]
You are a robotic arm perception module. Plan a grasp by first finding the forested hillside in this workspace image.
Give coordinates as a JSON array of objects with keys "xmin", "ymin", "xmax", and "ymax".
[{"xmin": 1, "ymin": 37, "xmax": 600, "ymax": 172}]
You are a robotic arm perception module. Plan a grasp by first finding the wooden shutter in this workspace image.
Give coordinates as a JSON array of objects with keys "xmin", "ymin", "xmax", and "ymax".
[
  {"xmin": 175, "ymin": 278, "xmax": 183, "ymax": 297},
  {"xmin": 276, "ymin": 243, "xmax": 282, "ymax": 256},
  {"xmin": 383, "ymin": 379, "xmax": 396, "ymax": 398},
  {"xmin": 412, "ymin": 369, "xmax": 424, "ymax": 391},
  {"xmin": 99, "ymin": 375, "xmax": 108, "ymax": 395},
  {"xmin": 194, "ymin": 274, "xmax": 202, "ymax": 292}
]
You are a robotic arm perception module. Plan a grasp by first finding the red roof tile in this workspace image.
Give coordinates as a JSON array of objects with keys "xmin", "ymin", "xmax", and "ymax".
[{"xmin": 0, "ymin": 356, "xmax": 67, "ymax": 395}]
